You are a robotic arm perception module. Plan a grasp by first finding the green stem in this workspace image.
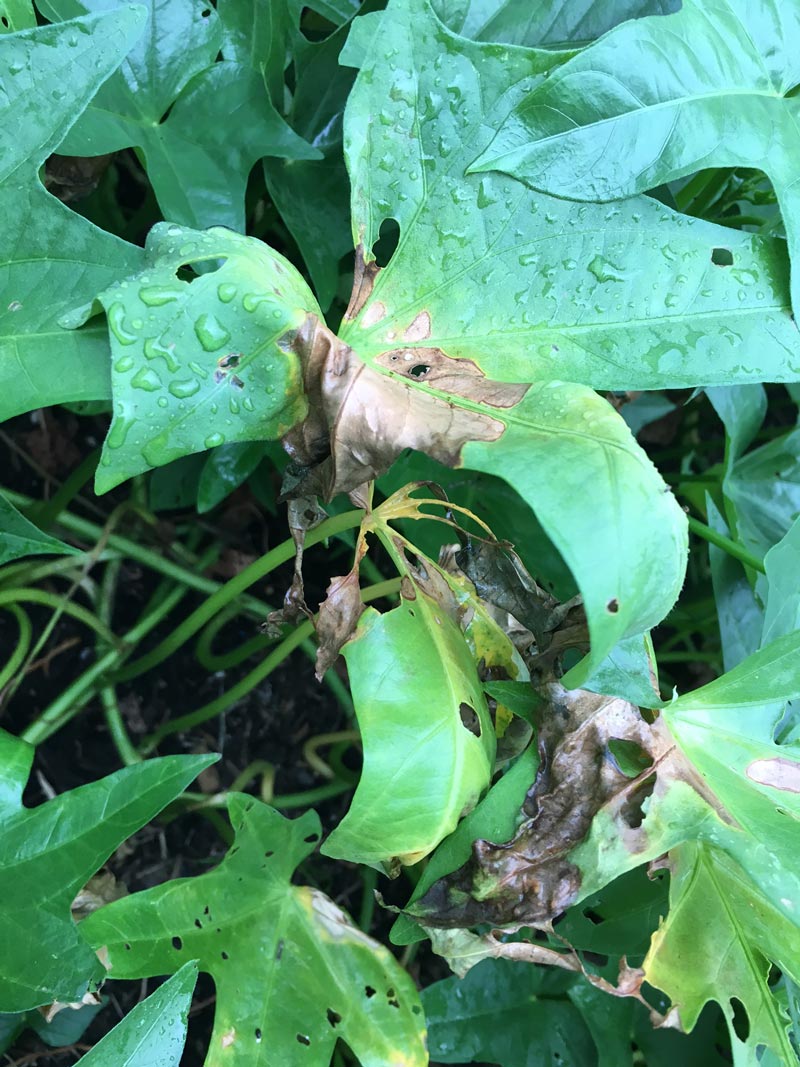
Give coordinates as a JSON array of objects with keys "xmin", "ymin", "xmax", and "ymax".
[
  {"xmin": 687, "ymin": 515, "xmax": 765, "ymax": 574},
  {"xmin": 98, "ymin": 559, "xmax": 142, "ymax": 766},
  {"xmin": 112, "ymin": 509, "xmax": 364, "ymax": 683},
  {"xmin": 0, "ymin": 588, "xmax": 114, "ymax": 643},
  {"xmin": 0, "ymin": 604, "xmax": 33, "ymax": 693}
]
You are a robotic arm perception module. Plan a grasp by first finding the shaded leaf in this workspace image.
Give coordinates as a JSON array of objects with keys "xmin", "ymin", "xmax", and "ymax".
[
  {"xmin": 762, "ymin": 515, "xmax": 800, "ymax": 645},
  {"xmin": 470, "ymin": 0, "xmax": 800, "ymax": 320},
  {"xmin": 724, "ymin": 426, "xmax": 800, "ymax": 559},
  {"xmin": 433, "ymin": 0, "xmax": 678, "ymax": 47},
  {"xmin": 196, "ymin": 441, "xmax": 267, "ymax": 514},
  {"xmin": 73, "ymin": 962, "xmax": 197, "ymax": 1066},
  {"xmin": 65, "ymin": 224, "xmax": 314, "ymax": 493},
  {"xmin": 0, "ymin": 8, "xmax": 145, "ymax": 421},
  {"xmin": 0, "ymin": 493, "xmax": 78, "ymax": 565},
  {"xmin": 0, "ymin": 729, "xmax": 213, "ymax": 1012},
  {"xmin": 41, "ymin": 0, "xmax": 320, "ymax": 232},
  {"xmin": 82, "ymin": 797, "xmax": 426, "ymax": 1067},
  {"xmin": 580, "ymin": 633, "xmax": 663, "ymax": 708},
  {"xmin": 706, "ymin": 496, "xmax": 763, "ymax": 671}
]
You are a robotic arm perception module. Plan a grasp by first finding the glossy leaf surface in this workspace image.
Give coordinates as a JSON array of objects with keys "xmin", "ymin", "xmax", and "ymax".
[
  {"xmin": 0, "ymin": 494, "xmax": 78, "ymax": 565},
  {"xmin": 74, "ymin": 963, "xmax": 197, "ymax": 1066},
  {"xmin": 0, "ymin": 8, "xmax": 144, "ymax": 421},
  {"xmin": 0, "ymin": 729, "xmax": 213, "ymax": 1012},
  {"xmin": 82, "ymin": 796, "xmax": 427, "ymax": 1067},
  {"xmin": 41, "ymin": 0, "xmax": 320, "ymax": 232},
  {"xmin": 471, "ymin": 0, "xmax": 800, "ymax": 319},
  {"xmin": 69, "ymin": 225, "xmax": 315, "ymax": 493}
]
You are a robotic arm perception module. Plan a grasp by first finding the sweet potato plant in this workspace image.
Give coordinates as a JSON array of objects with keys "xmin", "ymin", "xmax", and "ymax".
[{"xmin": 2, "ymin": 0, "xmax": 800, "ymax": 1063}]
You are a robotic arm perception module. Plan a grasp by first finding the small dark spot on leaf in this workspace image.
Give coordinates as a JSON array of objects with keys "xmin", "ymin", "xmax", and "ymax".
[
  {"xmin": 255, "ymin": 1028, "xmax": 262, "ymax": 1042},
  {"xmin": 172, "ymin": 936, "xmax": 183, "ymax": 950},
  {"xmin": 230, "ymin": 374, "xmax": 244, "ymax": 389},
  {"xmin": 296, "ymin": 1034, "xmax": 311, "ymax": 1046},
  {"xmin": 412, "ymin": 1005, "xmax": 422, "ymax": 1016},
  {"xmin": 1, "ymin": 15, "xmax": 8, "ymax": 25},
  {"xmin": 265, "ymin": 850, "xmax": 274, "ymax": 858},
  {"xmin": 201, "ymin": 6, "xmax": 211, "ymax": 14},
  {"xmin": 388, "ymin": 997, "xmax": 400, "ymax": 1008},
  {"xmin": 194, "ymin": 918, "xmax": 202, "ymax": 929},
  {"xmin": 276, "ymin": 939, "xmax": 284, "ymax": 961},
  {"xmin": 606, "ymin": 598, "xmax": 620, "ymax": 613},
  {"xmin": 365, "ymin": 985, "xmax": 376, "ymax": 998},
  {"xmin": 124, "ymin": 943, "xmax": 131, "ymax": 950},
  {"xmin": 583, "ymin": 908, "xmax": 604, "ymax": 926},
  {"xmin": 408, "ymin": 364, "xmax": 430, "ymax": 378},
  {"xmin": 730, "ymin": 997, "xmax": 750, "ymax": 1041},
  {"xmin": 213, "ymin": 369, "xmax": 225, "ymax": 383},
  {"xmin": 326, "ymin": 1008, "xmax": 342, "ymax": 1028},
  {"xmin": 218, "ymin": 352, "xmax": 240, "ymax": 368},
  {"xmin": 459, "ymin": 702, "xmax": 481, "ymax": 737},
  {"xmin": 203, "ymin": 905, "xmax": 210, "ymax": 916},
  {"xmin": 304, "ymin": 832, "xmax": 320, "ymax": 843},
  {"xmin": 711, "ymin": 246, "xmax": 734, "ymax": 266},
  {"xmin": 221, "ymin": 950, "xmax": 229, "ymax": 960}
]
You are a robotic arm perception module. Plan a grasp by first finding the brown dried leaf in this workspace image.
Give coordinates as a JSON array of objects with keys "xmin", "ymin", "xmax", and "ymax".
[{"xmin": 315, "ymin": 569, "xmax": 366, "ymax": 680}]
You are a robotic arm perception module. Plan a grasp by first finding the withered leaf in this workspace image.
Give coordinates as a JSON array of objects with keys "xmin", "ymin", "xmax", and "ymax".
[{"xmin": 315, "ymin": 569, "xmax": 366, "ymax": 680}]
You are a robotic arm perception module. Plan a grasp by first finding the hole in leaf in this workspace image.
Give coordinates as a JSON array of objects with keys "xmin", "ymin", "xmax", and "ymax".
[
  {"xmin": 372, "ymin": 218, "xmax": 400, "ymax": 268},
  {"xmin": 124, "ymin": 943, "xmax": 131, "ymax": 950},
  {"xmin": 203, "ymin": 905, "xmax": 211, "ymax": 916},
  {"xmin": 276, "ymin": 939, "xmax": 284, "ymax": 961},
  {"xmin": 459, "ymin": 702, "xmax": 482, "ymax": 737},
  {"xmin": 230, "ymin": 374, "xmax": 244, "ymax": 389},
  {"xmin": 201, "ymin": 6, "xmax": 211, "ymax": 14},
  {"xmin": 619, "ymin": 773, "xmax": 657, "ymax": 828},
  {"xmin": 730, "ymin": 997, "xmax": 750, "ymax": 1041},
  {"xmin": 365, "ymin": 986, "xmax": 376, "ymax": 998},
  {"xmin": 606, "ymin": 598, "xmax": 620, "ymax": 614},
  {"xmin": 194, "ymin": 918, "xmax": 202, "ymax": 929},
  {"xmin": 172, "ymin": 936, "xmax": 183, "ymax": 950},
  {"xmin": 711, "ymin": 246, "xmax": 734, "ymax": 266},
  {"xmin": 583, "ymin": 908, "xmax": 604, "ymax": 926},
  {"xmin": 255, "ymin": 1028, "xmax": 262, "ymax": 1043},
  {"xmin": 327, "ymin": 1008, "xmax": 342, "ymax": 1028},
  {"xmin": 408, "ymin": 364, "xmax": 430, "ymax": 378},
  {"xmin": 304, "ymin": 832, "xmax": 320, "ymax": 843},
  {"xmin": 1, "ymin": 15, "xmax": 8, "ymax": 25},
  {"xmin": 296, "ymin": 1034, "xmax": 311, "ymax": 1046},
  {"xmin": 218, "ymin": 352, "xmax": 240, "ymax": 369},
  {"xmin": 265, "ymin": 850, "xmax": 274, "ymax": 857},
  {"xmin": 607, "ymin": 738, "xmax": 653, "ymax": 778},
  {"xmin": 158, "ymin": 103, "xmax": 175, "ymax": 125},
  {"xmin": 221, "ymin": 950, "xmax": 229, "ymax": 960}
]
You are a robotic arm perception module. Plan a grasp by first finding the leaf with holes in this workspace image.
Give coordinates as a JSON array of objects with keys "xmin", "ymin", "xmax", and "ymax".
[
  {"xmin": 0, "ymin": 729, "xmax": 214, "ymax": 1012},
  {"xmin": 38, "ymin": 0, "xmax": 320, "ymax": 233},
  {"xmin": 65, "ymin": 224, "xmax": 315, "ymax": 493},
  {"xmin": 470, "ymin": 0, "xmax": 800, "ymax": 320},
  {"xmin": 81, "ymin": 796, "xmax": 426, "ymax": 1067},
  {"xmin": 0, "ymin": 7, "xmax": 145, "ymax": 422}
]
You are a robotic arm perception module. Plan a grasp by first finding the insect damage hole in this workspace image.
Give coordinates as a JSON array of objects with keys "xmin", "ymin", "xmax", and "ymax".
[
  {"xmin": 606, "ymin": 598, "xmax": 620, "ymax": 613},
  {"xmin": 459, "ymin": 702, "xmax": 482, "ymax": 737},
  {"xmin": 408, "ymin": 364, "xmax": 430, "ymax": 379},
  {"xmin": 171, "ymin": 936, "xmax": 183, "ymax": 950},
  {"xmin": 326, "ymin": 1009, "xmax": 342, "ymax": 1028},
  {"xmin": 711, "ymin": 246, "xmax": 734, "ymax": 266},
  {"xmin": 729, "ymin": 997, "xmax": 750, "ymax": 1041},
  {"xmin": 296, "ymin": 1034, "xmax": 311, "ymax": 1046}
]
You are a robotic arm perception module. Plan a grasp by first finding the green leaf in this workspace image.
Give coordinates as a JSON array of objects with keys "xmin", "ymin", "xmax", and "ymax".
[
  {"xmin": 724, "ymin": 426, "xmax": 800, "ymax": 559},
  {"xmin": 322, "ymin": 591, "xmax": 496, "ymax": 868},
  {"xmin": 762, "ymin": 515, "xmax": 800, "ymax": 644},
  {"xmin": 580, "ymin": 632, "xmax": 664, "ymax": 707},
  {"xmin": 197, "ymin": 441, "xmax": 267, "ymax": 513},
  {"xmin": 0, "ymin": 9, "xmax": 145, "ymax": 421},
  {"xmin": 706, "ymin": 496, "xmax": 763, "ymax": 671},
  {"xmin": 470, "ymin": 0, "xmax": 800, "ymax": 321},
  {"xmin": 0, "ymin": 0, "xmax": 35, "ymax": 31},
  {"xmin": 433, "ymin": 0, "xmax": 679, "ymax": 47},
  {"xmin": 421, "ymin": 959, "xmax": 596, "ymax": 1065},
  {"xmin": 41, "ymin": 0, "xmax": 320, "ymax": 233},
  {"xmin": 0, "ymin": 729, "xmax": 214, "ymax": 1012},
  {"xmin": 68, "ymin": 224, "xmax": 315, "ymax": 493},
  {"xmin": 0, "ymin": 998, "xmax": 105, "ymax": 1055},
  {"xmin": 0, "ymin": 493, "xmax": 78, "ymax": 565},
  {"xmin": 644, "ymin": 842, "xmax": 798, "ymax": 1064},
  {"xmin": 392, "ymin": 745, "xmax": 538, "ymax": 945},
  {"xmin": 82, "ymin": 796, "xmax": 427, "ymax": 1067},
  {"xmin": 342, "ymin": 0, "xmax": 799, "ymax": 393},
  {"xmin": 73, "ymin": 963, "xmax": 197, "ymax": 1066},
  {"xmin": 264, "ymin": 16, "xmax": 358, "ymax": 309}
]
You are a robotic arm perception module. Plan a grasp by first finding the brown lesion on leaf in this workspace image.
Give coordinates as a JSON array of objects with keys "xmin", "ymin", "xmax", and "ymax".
[
  {"xmin": 374, "ymin": 346, "xmax": 527, "ymax": 407},
  {"xmin": 344, "ymin": 245, "xmax": 381, "ymax": 322},
  {"xmin": 402, "ymin": 310, "xmax": 432, "ymax": 341}
]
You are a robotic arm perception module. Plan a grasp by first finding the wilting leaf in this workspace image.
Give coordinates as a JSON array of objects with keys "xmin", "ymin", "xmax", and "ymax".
[
  {"xmin": 64, "ymin": 224, "xmax": 314, "ymax": 493},
  {"xmin": 82, "ymin": 797, "xmax": 426, "ymax": 1067},
  {"xmin": 0, "ymin": 8, "xmax": 145, "ymax": 421},
  {"xmin": 322, "ymin": 556, "xmax": 496, "ymax": 869},
  {"xmin": 0, "ymin": 729, "xmax": 213, "ymax": 1012},
  {"xmin": 433, "ymin": 0, "xmax": 678, "ymax": 47},
  {"xmin": 39, "ymin": 0, "xmax": 319, "ymax": 233},
  {"xmin": 0, "ymin": 494, "xmax": 78, "ymax": 565},
  {"xmin": 71, "ymin": 963, "xmax": 197, "ymax": 1066},
  {"xmin": 470, "ymin": 0, "xmax": 800, "ymax": 320}
]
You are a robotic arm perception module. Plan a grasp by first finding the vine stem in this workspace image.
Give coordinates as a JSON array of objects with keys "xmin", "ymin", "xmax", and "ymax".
[{"xmin": 686, "ymin": 515, "xmax": 765, "ymax": 574}]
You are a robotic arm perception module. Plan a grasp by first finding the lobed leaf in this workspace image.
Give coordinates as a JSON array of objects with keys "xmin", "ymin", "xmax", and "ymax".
[
  {"xmin": 0, "ymin": 729, "xmax": 213, "ymax": 1012},
  {"xmin": 0, "ymin": 8, "xmax": 145, "ymax": 421},
  {"xmin": 82, "ymin": 796, "xmax": 427, "ymax": 1067}
]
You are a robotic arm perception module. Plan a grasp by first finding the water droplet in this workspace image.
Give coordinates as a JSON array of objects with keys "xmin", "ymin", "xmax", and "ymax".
[
  {"xmin": 114, "ymin": 355, "xmax": 135, "ymax": 373},
  {"xmin": 477, "ymin": 177, "xmax": 497, "ymax": 209},
  {"xmin": 166, "ymin": 225, "xmax": 183, "ymax": 237},
  {"xmin": 9, "ymin": 61, "xmax": 24, "ymax": 75},
  {"xmin": 157, "ymin": 396, "xmax": 168, "ymax": 408},
  {"xmin": 139, "ymin": 285, "xmax": 181, "ymax": 307},
  {"xmin": 588, "ymin": 255, "xmax": 626, "ymax": 283},
  {"xmin": 242, "ymin": 397, "xmax": 255, "ymax": 411},
  {"xmin": 7, "ymin": 300, "xmax": 22, "ymax": 311},
  {"xmin": 242, "ymin": 293, "xmax": 269, "ymax": 313},
  {"xmin": 144, "ymin": 336, "xmax": 179, "ymax": 373},
  {"xmin": 229, "ymin": 397, "xmax": 240, "ymax": 414},
  {"xmin": 131, "ymin": 367, "xmax": 161, "ymax": 392},
  {"xmin": 194, "ymin": 313, "xmax": 230, "ymax": 352},
  {"xmin": 664, "ymin": 294, "xmax": 680, "ymax": 308},
  {"xmin": 188, "ymin": 360, "xmax": 209, "ymax": 378},
  {"xmin": 106, "ymin": 414, "xmax": 134, "ymax": 449},
  {"xmin": 204, "ymin": 432, "xmax": 225, "ymax": 448},
  {"xmin": 169, "ymin": 378, "xmax": 201, "ymax": 399},
  {"xmin": 518, "ymin": 252, "xmax": 537, "ymax": 267},
  {"xmin": 217, "ymin": 283, "xmax": 237, "ymax": 303},
  {"xmin": 107, "ymin": 303, "xmax": 138, "ymax": 345}
]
